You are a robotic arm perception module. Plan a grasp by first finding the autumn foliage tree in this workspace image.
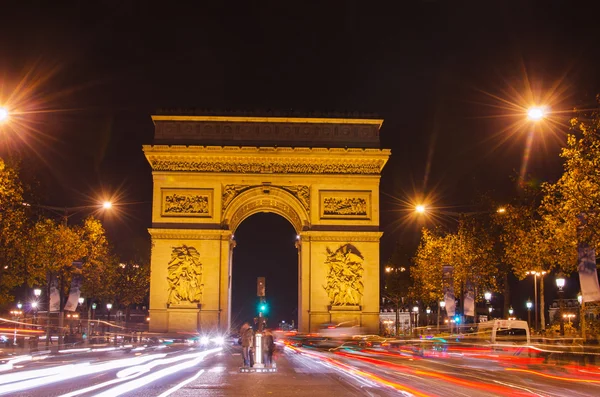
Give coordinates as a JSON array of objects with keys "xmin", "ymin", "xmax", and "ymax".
[{"xmin": 0, "ymin": 159, "xmax": 29, "ymax": 305}]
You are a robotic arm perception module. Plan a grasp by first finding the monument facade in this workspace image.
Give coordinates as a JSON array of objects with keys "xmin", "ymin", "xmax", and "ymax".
[{"xmin": 144, "ymin": 115, "xmax": 390, "ymax": 334}]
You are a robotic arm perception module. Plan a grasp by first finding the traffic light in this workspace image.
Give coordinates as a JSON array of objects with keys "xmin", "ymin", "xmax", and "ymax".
[{"xmin": 258, "ymin": 301, "xmax": 268, "ymax": 314}]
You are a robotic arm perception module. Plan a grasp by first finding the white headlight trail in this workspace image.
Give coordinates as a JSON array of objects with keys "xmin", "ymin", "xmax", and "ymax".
[
  {"xmin": 94, "ymin": 347, "xmax": 221, "ymax": 397},
  {"xmin": 0, "ymin": 353, "xmax": 166, "ymax": 395}
]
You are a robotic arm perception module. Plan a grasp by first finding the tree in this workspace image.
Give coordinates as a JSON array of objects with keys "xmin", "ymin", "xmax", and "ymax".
[
  {"xmin": 113, "ymin": 261, "xmax": 150, "ymax": 323},
  {"xmin": 412, "ymin": 216, "xmax": 501, "ymax": 320},
  {"xmin": 0, "ymin": 158, "xmax": 29, "ymax": 305},
  {"xmin": 540, "ymin": 103, "xmax": 600, "ymax": 253},
  {"xmin": 28, "ymin": 216, "xmax": 112, "ymax": 344},
  {"xmin": 80, "ymin": 217, "xmax": 113, "ymax": 316}
]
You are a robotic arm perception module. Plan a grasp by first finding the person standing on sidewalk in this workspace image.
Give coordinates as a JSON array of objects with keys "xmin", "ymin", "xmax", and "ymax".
[{"xmin": 240, "ymin": 323, "xmax": 254, "ymax": 367}]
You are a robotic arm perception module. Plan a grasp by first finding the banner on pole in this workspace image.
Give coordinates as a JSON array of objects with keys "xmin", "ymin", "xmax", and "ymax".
[
  {"xmin": 578, "ymin": 244, "xmax": 600, "ymax": 303},
  {"xmin": 444, "ymin": 285, "xmax": 456, "ymax": 317},
  {"xmin": 464, "ymin": 280, "xmax": 475, "ymax": 316},
  {"xmin": 49, "ymin": 275, "xmax": 60, "ymax": 312},
  {"xmin": 64, "ymin": 274, "xmax": 83, "ymax": 312}
]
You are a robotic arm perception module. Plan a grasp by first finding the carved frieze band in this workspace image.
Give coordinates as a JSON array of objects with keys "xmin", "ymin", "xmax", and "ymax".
[
  {"xmin": 149, "ymin": 159, "xmax": 384, "ymax": 175},
  {"xmin": 161, "ymin": 189, "xmax": 213, "ymax": 217},
  {"xmin": 222, "ymin": 184, "xmax": 310, "ymax": 214},
  {"xmin": 319, "ymin": 190, "xmax": 371, "ymax": 219}
]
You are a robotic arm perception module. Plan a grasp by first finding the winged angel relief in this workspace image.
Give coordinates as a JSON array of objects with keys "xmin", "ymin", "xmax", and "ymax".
[
  {"xmin": 167, "ymin": 245, "xmax": 204, "ymax": 305},
  {"xmin": 323, "ymin": 244, "xmax": 364, "ymax": 306}
]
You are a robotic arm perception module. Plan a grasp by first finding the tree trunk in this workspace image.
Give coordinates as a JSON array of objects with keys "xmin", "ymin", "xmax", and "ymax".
[
  {"xmin": 540, "ymin": 274, "xmax": 546, "ymax": 331},
  {"xmin": 45, "ymin": 278, "xmax": 51, "ymax": 347},
  {"xmin": 58, "ymin": 274, "xmax": 65, "ymax": 346},
  {"xmin": 503, "ymin": 273, "xmax": 510, "ymax": 318}
]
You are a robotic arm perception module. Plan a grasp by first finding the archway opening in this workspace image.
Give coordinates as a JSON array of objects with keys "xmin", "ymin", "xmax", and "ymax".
[{"xmin": 231, "ymin": 212, "xmax": 298, "ymax": 332}]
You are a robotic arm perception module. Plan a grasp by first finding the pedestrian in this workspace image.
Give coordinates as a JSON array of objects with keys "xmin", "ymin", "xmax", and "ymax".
[
  {"xmin": 263, "ymin": 329, "xmax": 275, "ymax": 366},
  {"xmin": 240, "ymin": 323, "xmax": 254, "ymax": 367}
]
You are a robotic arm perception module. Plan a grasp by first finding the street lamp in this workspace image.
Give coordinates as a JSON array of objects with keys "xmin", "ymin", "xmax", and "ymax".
[
  {"xmin": 556, "ymin": 273, "xmax": 566, "ymax": 336},
  {"xmin": 527, "ymin": 107, "xmax": 546, "ymax": 121},
  {"xmin": 106, "ymin": 303, "xmax": 113, "ymax": 337},
  {"xmin": 438, "ymin": 300, "xmax": 445, "ymax": 332},
  {"xmin": 508, "ymin": 306, "xmax": 514, "ymax": 319},
  {"xmin": 526, "ymin": 300, "xmax": 533, "ymax": 328},
  {"xmin": 484, "ymin": 292, "xmax": 492, "ymax": 301},
  {"xmin": 33, "ymin": 288, "xmax": 42, "ymax": 298},
  {"xmin": 527, "ymin": 270, "xmax": 546, "ymax": 332},
  {"xmin": 0, "ymin": 107, "xmax": 8, "ymax": 123},
  {"xmin": 415, "ymin": 204, "xmax": 426, "ymax": 214},
  {"xmin": 426, "ymin": 307, "xmax": 431, "ymax": 326},
  {"xmin": 412, "ymin": 306, "xmax": 419, "ymax": 337}
]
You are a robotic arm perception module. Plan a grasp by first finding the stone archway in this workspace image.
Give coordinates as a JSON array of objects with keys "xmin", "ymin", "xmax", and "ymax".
[{"xmin": 144, "ymin": 115, "xmax": 390, "ymax": 334}]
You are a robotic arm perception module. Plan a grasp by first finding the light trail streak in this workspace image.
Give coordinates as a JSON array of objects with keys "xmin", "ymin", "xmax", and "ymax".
[
  {"xmin": 0, "ymin": 355, "xmax": 32, "ymax": 371},
  {"xmin": 0, "ymin": 363, "xmax": 80, "ymax": 385},
  {"xmin": 506, "ymin": 368, "xmax": 600, "ymax": 384},
  {"xmin": 334, "ymin": 349, "xmax": 531, "ymax": 396},
  {"xmin": 287, "ymin": 345, "xmax": 431, "ymax": 397},
  {"xmin": 94, "ymin": 347, "xmax": 221, "ymax": 397},
  {"xmin": 156, "ymin": 369, "xmax": 205, "ymax": 397},
  {"xmin": 0, "ymin": 353, "xmax": 166, "ymax": 395}
]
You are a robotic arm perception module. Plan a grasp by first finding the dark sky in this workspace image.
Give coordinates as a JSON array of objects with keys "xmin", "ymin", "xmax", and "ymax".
[{"xmin": 1, "ymin": 1, "xmax": 599, "ymax": 322}]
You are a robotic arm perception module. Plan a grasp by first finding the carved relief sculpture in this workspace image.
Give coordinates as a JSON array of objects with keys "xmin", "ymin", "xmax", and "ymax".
[
  {"xmin": 165, "ymin": 193, "xmax": 209, "ymax": 214},
  {"xmin": 162, "ymin": 189, "xmax": 213, "ymax": 217},
  {"xmin": 320, "ymin": 190, "xmax": 371, "ymax": 219},
  {"xmin": 323, "ymin": 244, "xmax": 364, "ymax": 306},
  {"xmin": 323, "ymin": 197, "xmax": 367, "ymax": 216},
  {"xmin": 167, "ymin": 245, "xmax": 204, "ymax": 305}
]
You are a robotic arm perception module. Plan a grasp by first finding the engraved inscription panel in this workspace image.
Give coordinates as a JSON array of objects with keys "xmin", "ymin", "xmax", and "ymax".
[
  {"xmin": 161, "ymin": 189, "xmax": 213, "ymax": 217},
  {"xmin": 320, "ymin": 190, "xmax": 371, "ymax": 219}
]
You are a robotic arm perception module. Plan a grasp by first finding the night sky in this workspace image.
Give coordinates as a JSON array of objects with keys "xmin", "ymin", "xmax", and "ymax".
[{"xmin": 1, "ymin": 1, "xmax": 599, "ymax": 324}]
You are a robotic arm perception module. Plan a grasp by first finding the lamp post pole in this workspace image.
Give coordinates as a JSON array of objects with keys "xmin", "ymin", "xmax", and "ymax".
[
  {"xmin": 526, "ymin": 300, "xmax": 532, "ymax": 330},
  {"xmin": 556, "ymin": 274, "xmax": 565, "ymax": 337},
  {"xmin": 578, "ymin": 294, "xmax": 585, "ymax": 339},
  {"xmin": 439, "ymin": 301, "xmax": 446, "ymax": 333},
  {"xmin": 106, "ymin": 303, "xmax": 112, "ymax": 337}
]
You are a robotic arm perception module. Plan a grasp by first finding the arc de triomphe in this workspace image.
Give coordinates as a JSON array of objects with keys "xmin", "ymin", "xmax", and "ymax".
[{"xmin": 144, "ymin": 115, "xmax": 390, "ymax": 334}]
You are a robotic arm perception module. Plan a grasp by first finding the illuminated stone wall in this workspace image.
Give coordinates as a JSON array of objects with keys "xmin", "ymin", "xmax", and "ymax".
[{"xmin": 144, "ymin": 116, "xmax": 389, "ymax": 334}]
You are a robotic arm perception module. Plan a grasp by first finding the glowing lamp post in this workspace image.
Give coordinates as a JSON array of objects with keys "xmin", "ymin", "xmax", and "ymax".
[
  {"xmin": 106, "ymin": 303, "xmax": 112, "ymax": 336},
  {"xmin": 526, "ymin": 300, "xmax": 532, "ymax": 328},
  {"xmin": 0, "ymin": 107, "xmax": 8, "ymax": 123},
  {"xmin": 426, "ymin": 307, "xmax": 431, "ymax": 326},
  {"xmin": 438, "ymin": 301, "xmax": 445, "ymax": 332},
  {"xmin": 508, "ymin": 306, "xmax": 514, "ymax": 319},
  {"xmin": 412, "ymin": 306, "xmax": 419, "ymax": 337},
  {"xmin": 556, "ymin": 273, "xmax": 566, "ymax": 336},
  {"xmin": 527, "ymin": 107, "xmax": 546, "ymax": 121}
]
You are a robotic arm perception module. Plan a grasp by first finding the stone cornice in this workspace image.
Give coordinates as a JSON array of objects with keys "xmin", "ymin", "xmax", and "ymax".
[
  {"xmin": 152, "ymin": 115, "xmax": 383, "ymax": 128},
  {"xmin": 143, "ymin": 146, "xmax": 390, "ymax": 174},
  {"xmin": 148, "ymin": 228, "xmax": 232, "ymax": 240},
  {"xmin": 299, "ymin": 231, "xmax": 383, "ymax": 242}
]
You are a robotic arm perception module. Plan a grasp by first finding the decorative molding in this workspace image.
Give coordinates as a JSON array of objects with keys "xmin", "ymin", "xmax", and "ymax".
[
  {"xmin": 229, "ymin": 198, "xmax": 302, "ymax": 233},
  {"xmin": 149, "ymin": 158, "xmax": 384, "ymax": 175},
  {"xmin": 143, "ymin": 146, "xmax": 390, "ymax": 175},
  {"xmin": 323, "ymin": 244, "xmax": 364, "ymax": 307},
  {"xmin": 161, "ymin": 188, "xmax": 213, "ymax": 217},
  {"xmin": 319, "ymin": 190, "xmax": 371, "ymax": 219},
  {"xmin": 300, "ymin": 231, "xmax": 383, "ymax": 242},
  {"xmin": 222, "ymin": 184, "xmax": 310, "ymax": 214}
]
